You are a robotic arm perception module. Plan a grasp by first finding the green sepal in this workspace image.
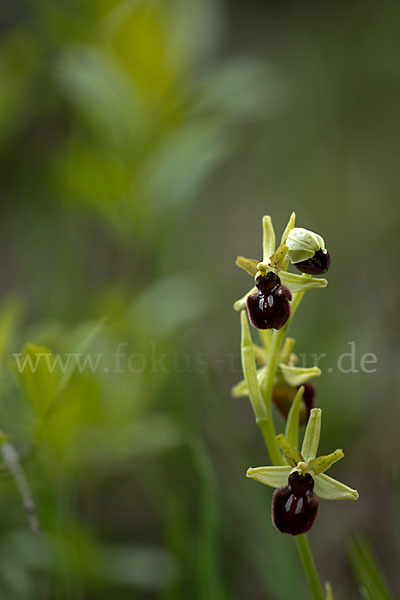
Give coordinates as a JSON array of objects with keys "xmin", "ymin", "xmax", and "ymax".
[
  {"xmin": 285, "ymin": 386, "xmax": 304, "ymax": 448},
  {"xmin": 246, "ymin": 465, "xmax": 291, "ymax": 489},
  {"xmin": 301, "ymin": 408, "xmax": 321, "ymax": 462},
  {"xmin": 235, "ymin": 256, "xmax": 259, "ymax": 277},
  {"xmin": 280, "ymin": 271, "xmax": 328, "ymax": 293},
  {"xmin": 279, "ymin": 363, "xmax": 321, "ymax": 386},
  {"xmin": 233, "ymin": 286, "xmax": 257, "ymax": 311},
  {"xmin": 281, "ymin": 212, "xmax": 296, "ymax": 245},
  {"xmin": 309, "ymin": 449, "xmax": 344, "ymax": 475},
  {"xmin": 275, "ymin": 434, "xmax": 303, "ymax": 467},
  {"xmin": 314, "ymin": 473, "xmax": 359, "ymax": 501},
  {"xmin": 262, "ymin": 215, "xmax": 276, "ymax": 262}
]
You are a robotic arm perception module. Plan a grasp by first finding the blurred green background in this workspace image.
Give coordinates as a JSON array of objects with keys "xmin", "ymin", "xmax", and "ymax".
[{"xmin": 0, "ymin": 0, "xmax": 399, "ymax": 598}]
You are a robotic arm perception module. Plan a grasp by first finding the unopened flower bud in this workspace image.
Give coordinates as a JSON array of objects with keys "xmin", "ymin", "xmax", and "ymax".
[{"xmin": 286, "ymin": 228, "xmax": 330, "ymax": 274}]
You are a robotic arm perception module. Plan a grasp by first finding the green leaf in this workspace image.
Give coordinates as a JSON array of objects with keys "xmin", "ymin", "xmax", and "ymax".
[
  {"xmin": 348, "ymin": 535, "xmax": 393, "ymax": 600},
  {"xmin": 279, "ymin": 272, "xmax": 328, "ymax": 293},
  {"xmin": 0, "ymin": 297, "xmax": 22, "ymax": 361},
  {"xmin": 314, "ymin": 473, "xmax": 359, "ymax": 500},
  {"xmin": 285, "ymin": 386, "xmax": 304, "ymax": 448},
  {"xmin": 275, "ymin": 434, "xmax": 302, "ymax": 467},
  {"xmin": 16, "ymin": 344, "xmax": 59, "ymax": 415},
  {"xmin": 240, "ymin": 311, "xmax": 267, "ymax": 424},
  {"xmin": 57, "ymin": 320, "xmax": 104, "ymax": 394},
  {"xmin": 301, "ymin": 408, "xmax": 321, "ymax": 462},
  {"xmin": 262, "ymin": 215, "xmax": 276, "ymax": 262},
  {"xmin": 246, "ymin": 465, "xmax": 291, "ymax": 488},
  {"xmin": 309, "ymin": 450, "xmax": 344, "ymax": 475},
  {"xmin": 279, "ymin": 364, "xmax": 321, "ymax": 386}
]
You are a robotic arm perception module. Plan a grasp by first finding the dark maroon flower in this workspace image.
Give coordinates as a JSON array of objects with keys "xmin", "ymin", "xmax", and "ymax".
[
  {"xmin": 293, "ymin": 249, "xmax": 331, "ymax": 275},
  {"xmin": 272, "ymin": 382, "xmax": 315, "ymax": 425},
  {"xmin": 246, "ymin": 272, "xmax": 292, "ymax": 330},
  {"xmin": 272, "ymin": 471, "xmax": 319, "ymax": 535}
]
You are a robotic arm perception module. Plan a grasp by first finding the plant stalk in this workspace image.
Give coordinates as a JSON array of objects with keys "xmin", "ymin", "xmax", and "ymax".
[
  {"xmin": 296, "ymin": 535, "xmax": 325, "ymax": 600},
  {"xmin": 257, "ymin": 289, "xmax": 326, "ymax": 600}
]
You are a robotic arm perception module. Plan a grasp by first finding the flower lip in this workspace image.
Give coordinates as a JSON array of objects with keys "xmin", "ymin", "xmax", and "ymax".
[
  {"xmin": 293, "ymin": 250, "xmax": 331, "ymax": 275},
  {"xmin": 272, "ymin": 472, "xmax": 319, "ymax": 535},
  {"xmin": 247, "ymin": 273, "xmax": 292, "ymax": 330}
]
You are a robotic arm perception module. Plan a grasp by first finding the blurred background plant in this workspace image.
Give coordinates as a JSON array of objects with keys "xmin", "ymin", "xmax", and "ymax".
[{"xmin": 0, "ymin": 0, "xmax": 399, "ymax": 598}]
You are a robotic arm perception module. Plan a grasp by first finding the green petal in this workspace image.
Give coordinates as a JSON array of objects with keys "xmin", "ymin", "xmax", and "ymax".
[
  {"xmin": 246, "ymin": 465, "xmax": 291, "ymax": 488},
  {"xmin": 235, "ymin": 256, "xmax": 259, "ymax": 277},
  {"xmin": 275, "ymin": 434, "xmax": 303, "ymax": 467},
  {"xmin": 279, "ymin": 272, "xmax": 328, "ymax": 293},
  {"xmin": 309, "ymin": 449, "xmax": 344, "ymax": 475},
  {"xmin": 240, "ymin": 311, "xmax": 268, "ymax": 424},
  {"xmin": 314, "ymin": 473, "xmax": 359, "ymax": 500},
  {"xmin": 262, "ymin": 215, "xmax": 276, "ymax": 262},
  {"xmin": 301, "ymin": 408, "xmax": 321, "ymax": 461},
  {"xmin": 285, "ymin": 386, "xmax": 304, "ymax": 448},
  {"xmin": 280, "ymin": 211, "xmax": 296, "ymax": 245},
  {"xmin": 279, "ymin": 364, "xmax": 321, "ymax": 386},
  {"xmin": 233, "ymin": 286, "xmax": 257, "ymax": 311}
]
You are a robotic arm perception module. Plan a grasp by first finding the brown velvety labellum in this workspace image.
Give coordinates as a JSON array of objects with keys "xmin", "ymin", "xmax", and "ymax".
[{"xmin": 272, "ymin": 472, "xmax": 319, "ymax": 535}]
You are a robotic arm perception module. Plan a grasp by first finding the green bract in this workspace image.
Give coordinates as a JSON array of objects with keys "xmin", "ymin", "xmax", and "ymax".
[
  {"xmin": 233, "ymin": 212, "xmax": 328, "ymax": 312},
  {"xmin": 232, "ymin": 336, "xmax": 321, "ymax": 398},
  {"xmin": 247, "ymin": 409, "xmax": 359, "ymax": 501}
]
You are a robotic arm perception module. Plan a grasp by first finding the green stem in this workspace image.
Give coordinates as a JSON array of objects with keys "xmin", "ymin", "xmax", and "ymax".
[
  {"xmin": 296, "ymin": 535, "xmax": 325, "ymax": 600},
  {"xmin": 257, "ymin": 418, "xmax": 283, "ymax": 467},
  {"xmin": 256, "ymin": 289, "xmax": 325, "ymax": 600}
]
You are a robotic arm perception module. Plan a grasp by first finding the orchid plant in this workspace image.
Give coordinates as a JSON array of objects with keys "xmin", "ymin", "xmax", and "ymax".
[{"xmin": 233, "ymin": 213, "xmax": 358, "ymax": 600}]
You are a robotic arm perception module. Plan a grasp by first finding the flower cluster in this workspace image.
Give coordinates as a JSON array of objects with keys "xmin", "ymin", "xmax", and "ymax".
[
  {"xmin": 233, "ymin": 212, "xmax": 359, "ymax": 541},
  {"xmin": 234, "ymin": 213, "xmax": 330, "ymax": 332},
  {"xmin": 247, "ymin": 409, "xmax": 358, "ymax": 535}
]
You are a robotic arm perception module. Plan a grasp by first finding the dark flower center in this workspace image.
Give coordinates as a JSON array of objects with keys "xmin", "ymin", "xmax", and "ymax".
[
  {"xmin": 246, "ymin": 272, "xmax": 292, "ymax": 330},
  {"xmin": 272, "ymin": 472, "xmax": 319, "ymax": 536}
]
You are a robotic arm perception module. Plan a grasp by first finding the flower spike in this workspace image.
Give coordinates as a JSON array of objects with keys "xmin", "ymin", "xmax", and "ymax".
[{"xmin": 247, "ymin": 408, "xmax": 358, "ymax": 535}]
